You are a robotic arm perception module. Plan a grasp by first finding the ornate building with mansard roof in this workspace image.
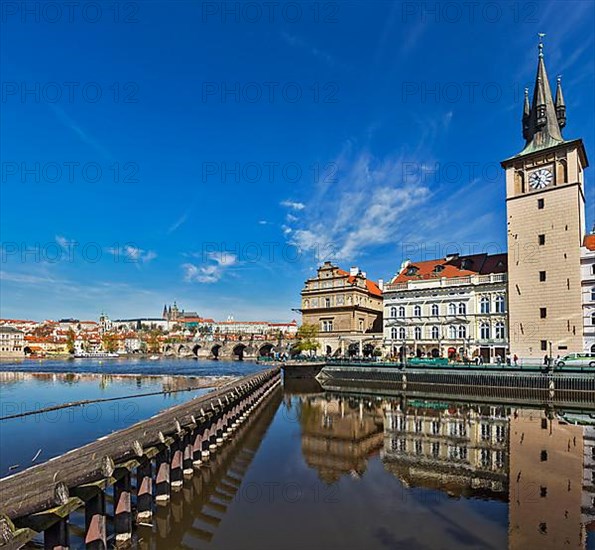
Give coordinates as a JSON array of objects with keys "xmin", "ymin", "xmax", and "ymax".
[{"xmin": 383, "ymin": 253, "xmax": 508, "ymax": 363}]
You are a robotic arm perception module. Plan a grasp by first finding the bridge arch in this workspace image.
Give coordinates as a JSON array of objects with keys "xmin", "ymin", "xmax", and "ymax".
[
  {"xmin": 192, "ymin": 344, "xmax": 201, "ymax": 356},
  {"xmin": 233, "ymin": 343, "xmax": 247, "ymax": 361},
  {"xmin": 258, "ymin": 343, "xmax": 274, "ymax": 357},
  {"xmin": 176, "ymin": 344, "xmax": 189, "ymax": 355},
  {"xmin": 211, "ymin": 344, "xmax": 222, "ymax": 359},
  {"xmin": 163, "ymin": 344, "xmax": 175, "ymax": 356}
]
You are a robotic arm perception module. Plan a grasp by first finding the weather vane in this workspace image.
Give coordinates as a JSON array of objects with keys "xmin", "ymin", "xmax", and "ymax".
[{"xmin": 537, "ymin": 33, "xmax": 546, "ymax": 57}]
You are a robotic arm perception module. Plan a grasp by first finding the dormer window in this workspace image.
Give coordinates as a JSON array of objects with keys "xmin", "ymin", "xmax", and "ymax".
[
  {"xmin": 406, "ymin": 266, "xmax": 419, "ymax": 276},
  {"xmin": 434, "ymin": 265, "xmax": 445, "ymax": 274},
  {"xmin": 461, "ymin": 259, "xmax": 473, "ymax": 270}
]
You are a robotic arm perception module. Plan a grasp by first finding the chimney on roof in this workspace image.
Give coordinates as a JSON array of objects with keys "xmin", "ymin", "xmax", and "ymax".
[
  {"xmin": 445, "ymin": 253, "xmax": 460, "ymax": 262},
  {"xmin": 400, "ymin": 259, "xmax": 411, "ymax": 272},
  {"xmin": 378, "ymin": 279, "xmax": 384, "ymax": 291},
  {"xmin": 349, "ymin": 267, "xmax": 359, "ymax": 276}
]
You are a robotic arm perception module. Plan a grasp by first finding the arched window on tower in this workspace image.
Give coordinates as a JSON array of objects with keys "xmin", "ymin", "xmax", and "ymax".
[
  {"xmin": 515, "ymin": 171, "xmax": 525, "ymax": 194},
  {"xmin": 557, "ymin": 159, "xmax": 568, "ymax": 184}
]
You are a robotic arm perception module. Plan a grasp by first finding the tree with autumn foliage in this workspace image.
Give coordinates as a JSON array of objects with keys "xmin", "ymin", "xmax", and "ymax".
[
  {"xmin": 101, "ymin": 333, "xmax": 118, "ymax": 353},
  {"xmin": 66, "ymin": 328, "xmax": 76, "ymax": 354},
  {"xmin": 295, "ymin": 323, "xmax": 320, "ymax": 355}
]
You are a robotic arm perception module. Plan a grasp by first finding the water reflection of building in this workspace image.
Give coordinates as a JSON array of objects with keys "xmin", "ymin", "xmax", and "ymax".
[
  {"xmin": 299, "ymin": 396, "xmax": 384, "ymax": 483},
  {"xmin": 381, "ymin": 401, "xmax": 509, "ymax": 498},
  {"xmin": 509, "ymin": 409, "xmax": 594, "ymax": 550}
]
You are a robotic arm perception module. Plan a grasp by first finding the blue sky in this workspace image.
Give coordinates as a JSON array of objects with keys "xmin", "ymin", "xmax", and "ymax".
[{"xmin": 1, "ymin": 0, "xmax": 594, "ymax": 322}]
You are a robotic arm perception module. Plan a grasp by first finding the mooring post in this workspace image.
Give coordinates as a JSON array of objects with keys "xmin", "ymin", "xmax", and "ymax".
[
  {"xmin": 170, "ymin": 439, "xmax": 184, "ymax": 489},
  {"xmin": 192, "ymin": 426, "xmax": 206, "ymax": 466},
  {"xmin": 114, "ymin": 472, "xmax": 132, "ymax": 546},
  {"xmin": 183, "ymin": 433, "xmax": 194, "ymax": 476},
  {"xmin": 85, "ymin": 491, "xmax": 107, "ymax": 550},
  {"xmin": 155, "ymin": 448, "xmax": 171, "ymax": 504},
  {"xmin": 136, "ymin": 460, "xmax": 153, "ymax": 522},
  {"xmin": 201, "ymin": 425, "xmax": 211, "ymax": 461},
  {"xmin": 44, "ymin": 517, "xmax": 69, "ymax": 550}
]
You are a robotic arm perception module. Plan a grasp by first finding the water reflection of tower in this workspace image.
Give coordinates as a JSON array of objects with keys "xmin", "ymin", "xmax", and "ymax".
[
  {"xmin": 381, "ymin": 401, "xmax": 509, "ymax": 499},
  {"xmin": 508, "ymin": 409, "xmax": 592, "ymax": 550},
  {"xmin": 299, "ymin": 396, "xmax": 384, "ymax": 483}
]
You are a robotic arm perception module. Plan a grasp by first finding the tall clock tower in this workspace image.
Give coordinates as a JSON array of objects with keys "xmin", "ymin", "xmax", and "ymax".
[{"xmin": 501, "ymin": 39, "xmax": 589, "ymax": 360}]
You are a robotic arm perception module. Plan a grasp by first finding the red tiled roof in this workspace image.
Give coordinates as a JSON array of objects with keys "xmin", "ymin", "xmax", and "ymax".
[
  {"xmin": 334, "ymin": 267, "xmax": 382, "ymax": 296},
  {"xmin": 393, "ymin": 253, "xmax": 508, "ymax": 283},
  {"xmin": 584, "ymin": 234, "xmax": 595, "ymax": 251}
]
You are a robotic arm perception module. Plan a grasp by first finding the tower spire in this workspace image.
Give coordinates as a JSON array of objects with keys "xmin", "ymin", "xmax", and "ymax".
[
  {"xmin": 555, "ymin": 75, "xmax": 566, "ymax": 129},
  {"xmin": 522, "ymin": 88, "xmax": 531, "ymax": 141},
  {"xmin": 520, "ymin": 34, "xmax": 565, "ymax": 154}
]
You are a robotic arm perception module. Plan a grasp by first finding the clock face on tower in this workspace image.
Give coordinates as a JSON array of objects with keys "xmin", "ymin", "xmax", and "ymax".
[{"xmin": 529, "ymin": 167, "xmax": 553, "ymax": 190}]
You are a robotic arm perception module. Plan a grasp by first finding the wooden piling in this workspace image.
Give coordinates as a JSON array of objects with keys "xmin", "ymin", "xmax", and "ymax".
[
  {"xmin": 114, "ymin": 472, "xmax": 132, "ymax": 545},
  {"xmin": 84, "ymin": 491, "xmax": 106, "ymax": 550},
  {"xmin": 136, "ymin": 460, "xmax": 153, "ymax": 522},
  {"xmin": 155, "ymin": 449, "xmax": 171, "ymax": 504},
  {"xmin": 44, "ymin": 517, "xmax": 69, "ymax": 550}
]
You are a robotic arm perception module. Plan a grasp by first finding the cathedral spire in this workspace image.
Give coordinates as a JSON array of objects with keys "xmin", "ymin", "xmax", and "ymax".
[{"xmin": 521, "ymin": 34, "xmax": 565, "ymax": 154}]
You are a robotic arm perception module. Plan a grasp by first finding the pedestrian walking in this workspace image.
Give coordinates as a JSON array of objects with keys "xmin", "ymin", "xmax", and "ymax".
[{"xmin": 513, "ymin": 354, "xmax": 518, "ymax": 366}]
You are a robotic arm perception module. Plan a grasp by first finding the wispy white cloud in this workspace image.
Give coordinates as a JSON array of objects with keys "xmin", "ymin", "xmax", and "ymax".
[
  {"xmin": 182, "ymin": 251, "xmax": 238, "ymax": 284},
  {"xmin": 49, "ymin": 104, "xmax": 113, "ymax": 162},
  {"xmin": 167, "ymin": 212, "xmax": 189, "ymax": 234},
  {"xmin": 0, "ymin": 271, "xmax": 59, "ymax": 285},
  {"xmin": 280, "ymin": 32, "xmax": 337, "ymax": 67},
  {"xmin": 280, "ymin": 200, "xmax": 305, "ymax": 211},
  {"xmin": 107, "ymin": 245, "xmax": 157, "ymax": 264},
  {"xmin": 282, "ymin": 146, "xmax": 432, "ymax": 262}
]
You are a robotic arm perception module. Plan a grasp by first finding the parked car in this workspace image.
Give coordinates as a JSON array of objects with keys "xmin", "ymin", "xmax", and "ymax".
[
  {"xmin": 556, "ymin": 353, "xmax": 595, "ymax": 368},
  {"xmin": 407, "ymin": 357, "xmax": 449, "ymax": 366}
]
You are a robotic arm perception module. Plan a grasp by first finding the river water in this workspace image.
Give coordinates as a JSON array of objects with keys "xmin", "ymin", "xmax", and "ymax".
[
  {"xmin": 0, "ymin": 360, "xmax": 593, "ymax": 549},
  {"xmin": 0, "ymin": 358, "xmax": 264, "ymax": 476}
]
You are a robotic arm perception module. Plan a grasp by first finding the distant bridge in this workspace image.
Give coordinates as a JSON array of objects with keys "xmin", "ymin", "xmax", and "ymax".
[{"xmin": 162, "ymin": 337, "xmax": 294, "ymax": 361}]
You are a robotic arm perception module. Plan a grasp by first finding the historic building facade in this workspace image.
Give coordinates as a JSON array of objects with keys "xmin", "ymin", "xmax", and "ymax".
[
  {"xmin": 300, "ymin": 262, "xmax": 383, "ymax": 356},
  {"xmin": 501, "ymin": 40, "xmax": 589, "ymax": 359},
  {"xmin": 383, "ymin": 253, "xmax": 508, "ymax": 363},
  {"xmin": 382, "ymin": 401, "xmax": 509, "ymax": 498},
  {"xmin": 582, "ymin": 232, "xmax": 595, "ymax": 355},
  {"xmin": 0, "ymin": 326, "xmax": 24, "ymax": 358}
]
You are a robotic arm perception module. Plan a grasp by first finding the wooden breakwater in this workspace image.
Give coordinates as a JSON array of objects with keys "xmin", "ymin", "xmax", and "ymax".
[
  {"xmin": 315, "ymin": 365, "xmax": 595, "ymax": 410},
  {"xmin": 0, "ymin": 367, "xmax": 280, "ymax": 549}
]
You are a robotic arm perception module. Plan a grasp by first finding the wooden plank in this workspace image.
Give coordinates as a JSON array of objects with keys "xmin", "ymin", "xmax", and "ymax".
[{"xmin": 0, "ymin": 368, "xmax": 279, "ymax": 520}]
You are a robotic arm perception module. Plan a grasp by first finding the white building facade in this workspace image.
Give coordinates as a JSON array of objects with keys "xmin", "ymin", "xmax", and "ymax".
[
  {"xmin": 581, "ymin": 233, "xmax": 595, "ymax": 355},
  {"xmin": 0, "ymin": 327, "xmax": 24, "ymax": 358},
  {"xmin": 383, "ymin": 254, "xmax": 509, "ymax": 363}
]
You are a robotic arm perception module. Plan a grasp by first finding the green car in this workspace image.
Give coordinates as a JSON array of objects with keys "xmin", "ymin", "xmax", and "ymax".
[{"xmin": 556, "ymin": 353, "xmax": 595, "ymax": 368}]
